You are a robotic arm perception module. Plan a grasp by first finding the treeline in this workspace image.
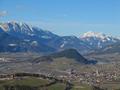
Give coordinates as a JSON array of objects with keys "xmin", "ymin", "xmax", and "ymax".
[
  {"xmin": 92, "ymin": 86, "xmax": 107, "ymax": 90},
  {"xmin": 15, "ymin": 73, "xmax": 74, "ymax": 90},
  {"xmin": 13, "ymin": 73, "xmax": 68, "ymax": 83},
  {"xmin": 3, "ymin": 85, "xmax": 38, "ymax": 90},
  {"xmin": 0, "ymin": 73, "xmax": 74, "ymax": 90}
]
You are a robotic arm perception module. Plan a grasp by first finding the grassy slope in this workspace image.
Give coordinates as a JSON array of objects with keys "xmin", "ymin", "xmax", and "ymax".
[
  {"xmin": 0, "ymin": 77, "xmax": 67, "ymax": 90},
  {"xmin": 49, "ymin": 83, "xmax": 66, "ymax": 90},
  {"xmin": 0, "ymin": 77, "xmax": 49, "ymax": 89}
]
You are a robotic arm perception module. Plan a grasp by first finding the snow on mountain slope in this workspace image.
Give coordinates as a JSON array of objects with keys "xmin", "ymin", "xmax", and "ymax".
[
  {"xmin": 0, "ymin": 21, "xmax": 120, "ymax": 54},
  {"xmin": 0, "ymin": 21, "xmax": 57, "ymax": 53},
  {"xmin": 52, "ymin": 36, "xmax": 92, "ymax": 53},
  {"xmin": 80, "ymin": 31, "xmax": 119, "ymax": 49},
  {"xmin": 0, "ymin": 21, "xmax": 90, "ymax": 54},
  {"xmin": 0, "ymin": 21, "xmax": 58, "ymax": 39}
]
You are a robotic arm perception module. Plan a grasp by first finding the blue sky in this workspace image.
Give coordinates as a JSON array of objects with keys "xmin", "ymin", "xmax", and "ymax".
[{"xmin": 0, "ymin": 0, "xmax": 120, "ymax": 36}]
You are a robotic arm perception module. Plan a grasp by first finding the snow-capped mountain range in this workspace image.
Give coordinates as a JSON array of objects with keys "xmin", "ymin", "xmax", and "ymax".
[
  {"xmin": 80, "ymin": 31, "xmax": 119, "ymax": 49},
  {"xmin": 0, "ymin": 21, "xmax": 119, "ymax": 54}
]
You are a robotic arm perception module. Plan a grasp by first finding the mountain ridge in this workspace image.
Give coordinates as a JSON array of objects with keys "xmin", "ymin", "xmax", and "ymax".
[
  {"xmin": 31, "ymin": 49, "xmax": 97, "ymax": 64},
  {"xmin": 0, "ymin": 21, "xmax": 119, "ymax": 54},
  {"xmin": 80, "ymin": 31, "xmax": 119, "ymax": 49}
]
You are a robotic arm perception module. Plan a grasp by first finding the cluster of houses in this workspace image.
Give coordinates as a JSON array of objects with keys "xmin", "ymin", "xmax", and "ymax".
[
  {"xmin": 0, "ymin": 67, "xmax": 120, "ymax": 87},
  {"xmin": 56, "ymin": 68, "xmax": 120, "ymax": 86}
]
